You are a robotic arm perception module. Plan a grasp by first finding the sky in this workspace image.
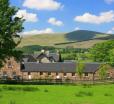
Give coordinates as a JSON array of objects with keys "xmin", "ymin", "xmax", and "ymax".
[{"xmin": 10, "ymin": 0, "xmax": 114, "ymax": 35}]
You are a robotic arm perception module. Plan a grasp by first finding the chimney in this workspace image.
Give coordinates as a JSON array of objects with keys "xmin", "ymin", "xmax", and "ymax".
[
  {"xmin": 57, "ymin": 50, "xmax": 62, "ymax": 62},
  {"xmin": 41, "ymin": 49, "xmax": 45, "ymax": 53},
  {"xmin": 46, "ymin": 51, "xmax": 50, "ymax": 56}
]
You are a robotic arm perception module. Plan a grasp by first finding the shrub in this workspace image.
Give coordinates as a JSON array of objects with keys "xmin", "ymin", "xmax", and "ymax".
[
  {"xmin": 83, "ymin": 84, "xmax": 92, "ymax": 88},
  {"xmin": 104, "ymin": 93, "xmax": 112, "ymax": 96},
  {"xmin": 2, "ymin": 86, "xmax": 21, "ymax": 91},
  {"xmin": 0, "ymin": 95, "xmax": 3, "ymax": 98},
  {"xmin": 0, "ymin": 88, "xmax": 2, "ymax": 91},
  {"xmin": 7, "ymin": 87, "xmax": 21, "ymax": 91},
  {"xmin": 2, "ymin": 86, "xmax": 39, "ymax": 92},
  {"xmin": 75, "ymin": 91, "xmax": 93, "ymax": 97},
  {"xmin": 9, "ymin": 100, "xmax": 16, "ymax": 104},
  {"xmin": 22, "ymin": 87, "xmax": 38, "ymax": 92},
  {"xmin": 44, "ymin": 89, "xmax": 48, "ymax": 92}
]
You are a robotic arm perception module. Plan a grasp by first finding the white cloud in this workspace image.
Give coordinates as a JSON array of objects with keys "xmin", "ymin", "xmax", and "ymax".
[
  {"xmin": 75, "ymin": 27, "xmax": 80, "ymax": 30},
  {"xmin": 23, "ymin": 0, "xmax": 63, "ymax": 10},
  {"xmin": 15, "ymin": 10, "xmax": 38, "ymax": 22},
  {"xmin": 74, "ymin": 10, "xmax": 114, "ymax": 24},
  {"xmin": 105, "ymin": 0, "xmax": 114, "ymax": 4},
  {"xmin": 107, "ymin": 30, "xmax": 113, "ymax": 34},
  {"xmin": 48, "ymin": 17, "xmax": 63, "ymax": 26},
  {"xmin": 20, "ymin": 28, "xmax": 54, "ymax": 36},
  {"xmin": 107, "ymin": 27, "xmax": 114, "ymax": 34}
]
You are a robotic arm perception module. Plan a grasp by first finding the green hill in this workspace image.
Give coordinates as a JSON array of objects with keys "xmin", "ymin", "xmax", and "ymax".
[{"xmin": 19, "ymin": 30, "xmax": 114, "ymax": 48}]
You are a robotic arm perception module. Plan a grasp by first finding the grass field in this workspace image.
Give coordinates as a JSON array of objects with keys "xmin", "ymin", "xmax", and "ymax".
[{"xmin": 0, "ymin": 84, "xmax": 114, "ymax": 104}]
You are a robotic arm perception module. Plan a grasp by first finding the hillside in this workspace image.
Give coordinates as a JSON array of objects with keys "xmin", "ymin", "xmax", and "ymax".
[{"xmin": 19, "ymin": 30, "xmax": 114, "ymax": 48}]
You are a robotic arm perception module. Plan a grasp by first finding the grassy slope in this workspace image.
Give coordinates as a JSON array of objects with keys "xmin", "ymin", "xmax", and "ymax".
[
  {"xmin": 0, "ymin": 84, "xmax": 114, "ymax": 104},
  {"xmin": 19, "ymin": 33, "xmax": 67, "ymax": 47},
  {"xmin": 19, "ymin": 30, "xmax": 113, "ymax": 48}
]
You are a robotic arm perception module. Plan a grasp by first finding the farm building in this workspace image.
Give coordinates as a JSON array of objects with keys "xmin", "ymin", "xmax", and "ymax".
[{"xmin": 0, "ymin": 50, "xmax": 114, "ymax": 81}]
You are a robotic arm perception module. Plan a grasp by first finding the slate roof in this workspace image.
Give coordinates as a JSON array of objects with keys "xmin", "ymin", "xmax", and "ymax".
[
  {"xmin": 22, "ymin": 53, "xmax": 60, "ymax": 62},
  {"xmin": 49, "ymin": 53, "xmax": 59, "ymax": 62},
  {"xmin": 21, "ymin": 62, "xmax": 100, "ymax": 73},
  {"xmin": 22, "ymin": 55, "xmax": 37, "ymax": 62}
]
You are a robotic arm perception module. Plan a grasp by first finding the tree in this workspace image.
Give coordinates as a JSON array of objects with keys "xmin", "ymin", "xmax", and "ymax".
[
  {"xmin": 90, "ymin": 40, "xmax": 114, "ymax": 62},
  {"xmin": 76, "ymin": 62, "xmax": 85, "ymax": 79},
  {"xmin": 109, "ymin": 48, "xmax": 114, "ymax": 66},
  {"xmin": 0, "ymin": 0, "xmax": 24, "ymax": 67},
  {"xmin": 99, "ymin": 64, "xmax": 108, "ymax": 80}
]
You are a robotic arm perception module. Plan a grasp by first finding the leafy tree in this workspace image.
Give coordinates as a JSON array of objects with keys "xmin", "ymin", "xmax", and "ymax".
[
  {"xmin": 76, "ymin": 62, "xmax": 85, "ymax": 79},
  {"xmin": 0, "ymin": 0, "xmax": 24, "ymax": 67},
  {"xmin": 109, "ymin": 48, "xmax": 114, "ymax": 66},
  {"xmin": 90, "ymin": 40, "xmax": 114, "ymax": 62},
  {"xmin": 99, "ymin": 64, "xmax": 108, "ymax": 80}
]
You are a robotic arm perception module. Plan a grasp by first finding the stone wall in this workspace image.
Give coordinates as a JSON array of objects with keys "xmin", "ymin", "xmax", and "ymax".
[
  {"xmin": 0, "ymin": 58, "xmax": 114, "ymax": 81},
  {"xmin": 0, "ymin": 58, "xmax": 22, "ymax": 79}
]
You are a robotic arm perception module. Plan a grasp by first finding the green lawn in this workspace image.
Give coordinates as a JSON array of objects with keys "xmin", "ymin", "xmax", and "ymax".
[{"xmin": 0, "ymin": 84, "xmax": 114, "ymax": 104}]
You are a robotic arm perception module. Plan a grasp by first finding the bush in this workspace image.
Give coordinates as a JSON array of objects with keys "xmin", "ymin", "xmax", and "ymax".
[
  {"xmin": 2, "ymin": 86, "xmax": 21, "ymax": 91},
  {"xmin": 22, "ymin": 86, "xmax": 38, "ymax": 92},
  {"xmin": 104, "ymin": 93, "xmax": 112, "ymax": 96},
  {"xmin": 44, "ymin": 89, "xmax": 48, "ymax": 92},
  {"xmin": 9, "ymin": 100, "xmax": 16, "ymax": 104},
  {"xmin": 83, "ymin": 84, "xmax": 92, "ymax": 88},
  {"xmin": 0, "ymin": 88, "xmax": 2, "ymax": 91},
  {"xmin": 2, "ymin": 86, "xmax": 39, "ymax": 92},
  {"xmin": 0, "ymin": 95, "xmax": 3, "ymax": 98},
  {"xmin": 75, "ymin": 91, "xmax": 93, "ymax": 97}
]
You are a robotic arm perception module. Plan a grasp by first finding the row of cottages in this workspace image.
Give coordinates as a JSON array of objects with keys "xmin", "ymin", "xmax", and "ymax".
[{"xmin": 0, "ymin": 50, "xmax": 114, "ymax": 80}]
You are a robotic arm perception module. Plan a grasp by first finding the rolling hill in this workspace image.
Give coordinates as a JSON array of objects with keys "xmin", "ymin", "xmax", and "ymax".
[{"xmin": 19, "ymin": 30, "xmax": 114, "ymax": 48}]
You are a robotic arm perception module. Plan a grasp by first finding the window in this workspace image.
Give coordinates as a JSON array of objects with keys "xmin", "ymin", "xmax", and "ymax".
[
  {"xmin": 8, "ymin": 58, "xmax": 10, "ymax": 60},
  {"xmin": 85, "ymin": 73, "xmax": 88, "ymax": 76},
  {"xmin": 2, "ymin": 71, "xmax": 8, "ymax": 80},
  {"xmin": 106, "ymin": 73, "xmax": 110, "ymax": 78},
  {"xmin": 12, "ymin": 72, "xmax": 17, "ymax": 79},
  {"xmin": 12, "ymin": 72, "xmax": 16, "ymax": 75},
  {"xmin": 40, "ymin": 72, "xmax": 43, "ymax": 75},
  {"xmin": 48, "ymin": 72, "xmax": 51, "ymax": 75},
  {"xmin": 64, "ymin": 73, "xmax": 67, "ymax": 76},
  {"xmin": 56, "ymin": 73, "xmax": 59, "ymax": 75},
  {"xmin": 8, "ymin": 61, "xmax": 12, "ymax": 68},
  {"xmin": 21, "ymin": 63, "xmax": 25, "ymax": 70},
  {"xmin": 72, "ymin": 73, "xmax": 75, "ymax": 76},
  {"xmin": 28, "ymin": 72, "xmax": 31, "ymax": 75},
  {"xmin": 3, "ymin": 71, "xmax": 7, "ymax": 75}
]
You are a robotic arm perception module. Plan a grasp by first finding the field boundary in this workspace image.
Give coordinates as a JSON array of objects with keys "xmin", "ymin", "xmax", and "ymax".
[{"xmin": 0, "ymin": 79, "xmax": 114, "ymax": 85}]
